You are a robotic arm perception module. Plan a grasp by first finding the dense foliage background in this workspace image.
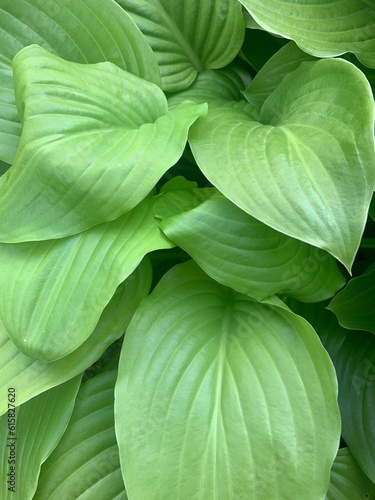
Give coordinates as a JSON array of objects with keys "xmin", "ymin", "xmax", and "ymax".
[{"xmin": 0, "ymin": 0, "xmax": 375, "ymax": 498}]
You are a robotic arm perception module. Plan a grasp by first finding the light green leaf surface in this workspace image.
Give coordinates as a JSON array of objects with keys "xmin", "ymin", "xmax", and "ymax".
[
  {"xmin": 0, "ymin": 0, "xmax": 160, "ymax": 164},
  {"xmin": 115, "ymin": 260, "xmax": 340, "ymax": 499},
  {"xmin": 0, "ymin": 196, "xmax": 172, "ymax": 362},
  {"xmin": 243, "ymin": 42, "xmax": 316, "ymax": 114},
  {"xmin": 117, "ymin": 0, "xmax": 245, "ymax": 92},
  {"xmin": 167, "ymin": 63, "xmax": 251, "ymax": 109},
  {"xmin": 0, "ymin": 376, "xmax": 81, "ymax": 500},
  {"xmin": 326, "ymin": 448, "xmax": 375, "ymax": 500},
  {"xmin": 35, "ymin": 370, "xmax": 126, "ymax": 500},
  {"xmin": 190, "ymin": 58, "xmax": 375, "ymax": 270},
  {"xmin": 0, "ymin": 45, "xmax": 206, "ymax": 242},
  {"xmin": 328, "ymin": 268, "xmax": 375, "ymax": 334},
  {"xmin": 238, "ymin": 0, "xmax": 375, "ymax": 68},
  {"xmin": 0, "ymin": 258, "xmax": 151, "ymax": 416},
  {"xmin": 288, "ymin": 301, "xmax": 375, "ymax": 485},
  {"xmin": 156, "ymin": 191, "xmax": 345, "ymax": 302}
]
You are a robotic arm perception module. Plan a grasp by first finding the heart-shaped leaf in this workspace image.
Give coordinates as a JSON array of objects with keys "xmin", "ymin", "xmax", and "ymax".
[
  {"xmin": 328, "ymin": 267, "xmax": 375, "ymax": 334},
  {"xmin": 117, "ymin": 0, "xmax": 245, "ymax": 92},
  {"xmin": 238, "ymin": 0, "xmax": 375, "ymax": 68},
  {"xmin": 0, "ymin": 259, "xmax": 151, "ymax": 416},
  {"xmin": 0, "ymin": 197, "xmax": 172, "ymax": 362},
  {"xmin": 0, "ymin": 0, "xmax": 160, "ymax": 164},
  {"xmin": 156, "ymin": 190, "xmax": 345, "ymax": 302},
  {"xmin": 327, "ymin": 448, "xmax": 375, "ymax": 500},
  {"xmin": 35, "ymin": 370, "xmax": 126, "ymax": 499},
  {"xmin": 0, "ymin": 376, "xmax": 81, "ymax": 500},
  {"xmin": 189, "ymin": 58, "xmax": 375, "ymax": 270},
  {"xmin": 115, "ymin": 260, "xmax": 340, "ymax": 499},
  {"xmin": 0, "ymin": 45, "xmax": 206, "ymax": 242}
]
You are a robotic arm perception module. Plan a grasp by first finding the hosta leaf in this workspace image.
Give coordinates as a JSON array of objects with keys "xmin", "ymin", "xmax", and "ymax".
[
  {"xmin": 0, "ymin": 376, "xmax": 81, "ymax": 500},
  {"xmin": 0, "ymin": 161, "xmax": 10, "ymax": 177},
  {"xmin": 240, "ymin": 28, "xmax": 287, "ymax": 72},
  {"xmin": 288, "ymin": 301, "xmax": 375, "ymax": 485},
  {"xmin": 156, "ymin": 191, "xmax": 345, "ymax": 302},
  {"xmin": 35, "ymin": 370, "xmax": 126, "ymax": 499},
  {"xmin": 167, "ymin": 63, "xmax": 251, "ymax": 109},
  {"xmin": 328, "ymin": 268, "xmax": 375, "ymax": 334},
  {"xmin": 326, "ymin": 448, "xmax": 375, "ymax": 500},
  {"xmin": 0, "ymin": 196, "xmax": 172, "ymax": 362},
  {"xmin": 116, "ymin": 0, "xmax": 245, "ymax": 92},
  {"xmin": 243, "ymin": 42, "xmax": 316, "ymax": 114},
  {"xmin": 238, "ymin": 0, "xmax": 375, "ymax": 68},
  {"xmin": 190, "ymin": 58, "xmax": 375, "ymax": 270},
  {"xmin": 0, "ymin": 258, "xmax": 151, "ymax": 416},
  {"xmin": 0, "ymin": 45, "xmax": 206, "ymax": 242},
  {"xmin": 0, "ymin": 0, "xmax": 160, "ymax": 164},
  {"xmin": 115, "ymin": 260, "xmax": 340, "ymax": 499}
]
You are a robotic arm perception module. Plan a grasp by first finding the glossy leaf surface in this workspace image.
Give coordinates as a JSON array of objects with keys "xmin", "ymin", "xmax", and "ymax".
[
  {"xmin": 0, "ymin": 259, "xmax": 151, "ymax": 416},
  {"xmin": 117, "ymin": 0, "xmax": 245, "ymax": 91},
  {"xmin": 0, "ymin": 0, "xmax": 160, "ymax": 164},
  {"xmin": 0, "ymin": 45, "xmax": 206, "ymax": 242},
  {"xmin": 190, "ymin": 58, "xmax": 375, "ymax": 270},
  {"xmin": 239, "ymin": 0, "xmax": 375, "ymax": 68},
  {"xmin": 115, "ymin": 261, "xmax": 340, "ymax": 499},
  {"xmin": 35, "ymin": 370, "xmax": 126, "ymax": 499}
]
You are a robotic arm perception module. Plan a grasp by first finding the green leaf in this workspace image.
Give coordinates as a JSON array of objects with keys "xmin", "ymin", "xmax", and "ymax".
[
  {"xmin": 115, "ymin": 260, "xmax": 340, "ymax": 499},
  {"xmin": 35, "ymin": 370, "xmax": 126, "ymax": 499},
  {"xmin": 327, "ymin": 448, "xmax": 375, "ymax": 500},
  {"xmin": 0, "ymin": 258, "xmax": 151, "ymax": 416},
  {"xmin": 328, "ymin": 268, "xmax": 375, "ymax": 334},
  {"xmin": 189, "ymin": 58, "xmax": 375, "ymax": 270},
  {"xmin": 0, "ymin": 196, "xmax": 172, "ymax": 362},
  {"xmin": 116, "ymin": 0, "xmax": 245, "ymax": 92},
  {"xmin": 0, "ymin": 161, "xmax": 10, "ymax": 177},
  {"xmin": 0, "ymin": 376, "xmax": 81, "ymax": 500},
  {"xmin": 167, "ymin": 63, "xmax": 251, "ymax": 109},
  {"xmin": 243, "ymin": 42, "xmax": 316, "ymax": 114},
  {"xmin": 0, "ymin": 0, "xmax": 160, "ymax": 164},
  {"xmin": 0, "ymin": 45, "xmax": 206, "ymax": 242},
  {"xmin": 238, "ymin": 0, "xmax": 375, "ymax": 68},
  {"xmin": 156, "ymin": 191, "xmax": 345, "ymax": 302},
  {"xmin": 288, "ymin": 301, "xmax": 375, "ymax": 485}
]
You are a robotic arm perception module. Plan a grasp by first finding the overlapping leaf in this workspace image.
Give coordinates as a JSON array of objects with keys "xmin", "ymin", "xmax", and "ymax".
[
  {"xmin": 288, "ymin": 301, "xmax": 375, "ymax": 484},
  {"xmin": 0, "ymin": 0, "xmax": 160, "ymax": 164},
  {"xmin": 0, "ymin": 259, "xmax": 151, "ymax": 416},
  {"xmin": 0, "ymin": 45, "xmax": 206, "ymax": 242},
  {"xmin": 0, "ymin": 376, "xmax": 81, "ymax": 500},
  {"xmin": 327, "ymin": 448, "xmax": 375, "ymax": 500},
  {"xmin": 328, "ymin": 267, "xmax": 375, "ymax": 334},
  {"xmin": 156, "ymin": 189, "xmax": 344, "ymax": 302},
  {"xmin": 115, "ymin": 260, "xmax": 340, "ymax": 499},
  {"xmin": 0, "ymin": 197, "xmax": 172, "ymax": 362},
  {"xmin": 190, "ymin": 58, "xmax": 375, "ymax": 270},
  {"xmin": 167, "ymin": 63, "xmax": 250, "ymax": 109},
  {"xmin": 35, "ymin": 370, "xmax": 126, "ymax": 499},
  {"xmin": 239, "ymin": 0, "xmax": 375, "ymax": 68},
  {"xmin": 117, "ymin": 0, "xmax": 245, "ymax": 92}
]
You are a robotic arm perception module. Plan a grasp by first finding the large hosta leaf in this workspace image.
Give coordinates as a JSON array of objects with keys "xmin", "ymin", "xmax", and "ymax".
[
  {"xmin": 0, "ymin": 376, "xmax": 81, "ymax": 500},
  {"xmin": 35, "ymin": 370, "xmax": 126, "ymax": 499},
  {"xmin": 0, "ymin": 259, "xmax": 151, "ymax": 416},
  {"xmin": 156, "ymin": 190, "xmax": 344, "ymax": 302},
  {"xmin": 115, "ymin": 260, "xmax": 340, "ymax": 499},
  {"xmin": 0, "ymin": 0, "xmax": 160, "ymax": 164},
  {"xmin": 327, "ymin": 448, "xmax": 375, "ymax": 500},
  {"xmin": 0, "ymin": 197, "xmax": 172, "ymax": 362},
  {"xmin": 328, "ymin": 267, "xmax": 375, "ymax": 334},
  {"xmin": 0, "ymin": 45, "xmax": 206, "ymax": 242},
  {"xmin": 116, "ymin": 0, "xmax": 245, "ymax": 92},
  {"xmin": 190, "ymin": 58, "xmax": 375, "ymax": 270},
  {"xmin": 238, "ymin": 0, "xmax": 375, "ymax": 68}
]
